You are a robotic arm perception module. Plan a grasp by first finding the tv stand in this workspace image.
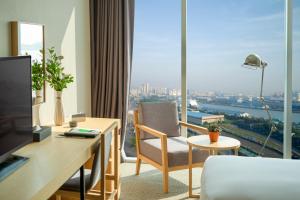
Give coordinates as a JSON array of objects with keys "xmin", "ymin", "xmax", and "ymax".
[{"xmin": 0, "ymin": 155, "xmax": 28, "ymax": 182}]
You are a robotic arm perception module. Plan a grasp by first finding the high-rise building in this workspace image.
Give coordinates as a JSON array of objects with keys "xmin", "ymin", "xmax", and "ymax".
[{"xmin": 142, "ymin": 83, "xmax": 150, "ymax": 95}]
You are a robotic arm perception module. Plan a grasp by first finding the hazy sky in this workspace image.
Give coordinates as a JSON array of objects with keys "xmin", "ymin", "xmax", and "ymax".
[{"xmin": 131, "ymin": 0, "xmax": 300, "ymax": 96}]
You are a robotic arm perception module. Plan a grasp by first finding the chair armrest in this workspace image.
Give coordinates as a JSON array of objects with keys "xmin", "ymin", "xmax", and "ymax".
[
  {"xmin": 135, "ymin": 124, "xmax": 169, "ymax": 168},
  {"xmin": 136, "ymin": 124, "xmax": 167, "ymax": 138},
  {"xmin": 179, "ymin": 121, "xmax": 208, "ymax": 135}
]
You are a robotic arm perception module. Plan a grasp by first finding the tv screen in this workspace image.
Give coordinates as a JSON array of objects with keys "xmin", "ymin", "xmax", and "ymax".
[{"xmin": 0, "ymin": 56, "xmax": 32, "ymax": 164}]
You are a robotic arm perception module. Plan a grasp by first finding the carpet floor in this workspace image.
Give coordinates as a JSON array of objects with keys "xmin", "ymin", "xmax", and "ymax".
[{"xmin": 120, "ymin": 163, "xmax": 202, "ymax": 200}]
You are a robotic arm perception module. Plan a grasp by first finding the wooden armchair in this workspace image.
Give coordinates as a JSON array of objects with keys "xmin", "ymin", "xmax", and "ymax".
[{"xmin": 134, "ymin": 101, "xmax": 209, "ymax": 193}]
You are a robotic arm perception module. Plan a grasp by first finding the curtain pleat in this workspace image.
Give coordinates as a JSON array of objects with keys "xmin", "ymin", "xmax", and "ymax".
[{"xmin": 90, "ymin": 0, "xmax": 135, "ymax": 159}]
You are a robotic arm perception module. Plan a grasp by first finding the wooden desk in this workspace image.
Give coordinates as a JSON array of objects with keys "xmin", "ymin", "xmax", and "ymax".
[{"xmin": 0, "ymin": 118, "xmax": 120, "ymax": 200}]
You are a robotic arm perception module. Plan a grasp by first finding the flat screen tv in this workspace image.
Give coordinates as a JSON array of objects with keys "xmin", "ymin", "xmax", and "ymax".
[{"xmin": 0, "ymin": 56, "xmax": 32, "ymax": 164}]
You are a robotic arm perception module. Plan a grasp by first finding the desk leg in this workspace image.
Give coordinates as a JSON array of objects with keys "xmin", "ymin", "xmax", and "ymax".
[
  {"xmin": 114, "ymin": 126, "xmax": 119, "ymax": 200},
  {"xmin": 80, "ymin": 166, "xmax": 85, "ymax": 200}
]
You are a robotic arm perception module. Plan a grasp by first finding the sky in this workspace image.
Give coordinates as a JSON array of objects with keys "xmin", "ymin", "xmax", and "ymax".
[{"xmin": 131, "ymin": 0, "xmax": 300, "ymax": 96}]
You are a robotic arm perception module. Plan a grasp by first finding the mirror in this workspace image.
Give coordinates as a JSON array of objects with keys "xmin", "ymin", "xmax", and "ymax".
[{"xmin": 10, "ymin": 21, "xmax": 45, "ymax": 105}]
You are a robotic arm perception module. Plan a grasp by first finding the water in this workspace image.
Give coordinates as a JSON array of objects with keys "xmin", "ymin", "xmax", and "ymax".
[{"xmin": 199, "ymin": 103, "xmax": 300, "ymax": 123}]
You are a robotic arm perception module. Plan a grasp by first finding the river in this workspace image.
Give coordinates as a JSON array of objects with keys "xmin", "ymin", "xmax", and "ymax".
[{"xmin": 199, "ymin": 103, "xmax": 300, "ymax": 123}]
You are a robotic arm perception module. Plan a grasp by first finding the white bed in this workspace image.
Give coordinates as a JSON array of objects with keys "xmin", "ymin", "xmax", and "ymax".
[{"xmin": 200, "ymin": 156, "xmax": 300, "ymax": 200}]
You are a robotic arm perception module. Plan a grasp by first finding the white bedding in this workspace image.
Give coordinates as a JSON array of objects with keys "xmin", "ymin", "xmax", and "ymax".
[{"xmin": 200, "ymin": 156, "xmax": 300, "ymax": 200}]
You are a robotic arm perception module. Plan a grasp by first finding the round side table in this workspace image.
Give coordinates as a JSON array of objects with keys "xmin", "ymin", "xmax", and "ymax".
[{"xmin": 187, "ymin": 135, "xmax": 241, "ymax": 198}]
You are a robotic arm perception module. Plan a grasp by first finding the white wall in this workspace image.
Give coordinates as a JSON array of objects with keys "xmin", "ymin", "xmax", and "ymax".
[{"xmin": 0, "ymin": 0, "xmax": 91, "ymax": 124}]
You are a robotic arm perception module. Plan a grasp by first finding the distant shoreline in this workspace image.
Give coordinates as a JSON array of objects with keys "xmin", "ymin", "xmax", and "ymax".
[
  {"xmin": 199, "ymin": 103, "xmax": 300, "ymax": 123},
  {"xmin": 202, "ymin": 103, "xmax": 300, "ymax": 113}
]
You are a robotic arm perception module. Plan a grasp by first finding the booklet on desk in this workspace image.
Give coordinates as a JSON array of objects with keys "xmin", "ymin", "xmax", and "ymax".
[{"xmin": 64, "ymin": 128, "xmax": 101, "ymax": 138}]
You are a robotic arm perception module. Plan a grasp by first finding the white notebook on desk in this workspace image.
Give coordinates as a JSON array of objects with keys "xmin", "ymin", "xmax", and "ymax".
[{"xmin": 64, "ymin": 128, "xmax": 101, "ymax": 138}]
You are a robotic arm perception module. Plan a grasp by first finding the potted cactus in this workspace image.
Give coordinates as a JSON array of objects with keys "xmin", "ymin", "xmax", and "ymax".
[{"xmin": 208, "ymin": 123, "xmax": 222, "ymax": 143}]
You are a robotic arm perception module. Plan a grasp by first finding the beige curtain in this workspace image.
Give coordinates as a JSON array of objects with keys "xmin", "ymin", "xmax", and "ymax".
[{"xmin": 90, "ymin": 0, "xmax": 134, "ymax": 153}]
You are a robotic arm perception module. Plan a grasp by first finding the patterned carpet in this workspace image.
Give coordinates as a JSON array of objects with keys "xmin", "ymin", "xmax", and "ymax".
[{"xmin": 120, "ymin": 163, "xmax": 202, "ymax": 200}]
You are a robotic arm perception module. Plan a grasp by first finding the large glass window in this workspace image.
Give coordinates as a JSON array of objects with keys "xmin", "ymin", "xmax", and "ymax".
[
  {"xmin": 124, "ymin": 0, "xmax": 298, "ymax": 159},
  {"xmin": 124, "ymin": 0, "xmax": 181, "ymax": 157},
  {"xmin": 292, "ymin": 2, "xmax": 300, "ymax": 159},
  {"xmin": 187, "ymin": 0, "xmax": 287, "ymax": 158}
]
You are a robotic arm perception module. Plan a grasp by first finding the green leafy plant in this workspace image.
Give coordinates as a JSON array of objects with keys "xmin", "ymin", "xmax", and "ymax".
[
  {"xmin": 32, "ymin": 59, "xmax": 45, "ymax": 91},
  {"xmin": 25, "ymin": 50, "xmax": 45, "ymax": 91},
  {"xmin": 45, "ymin": 47, "xmax": 74, "ymax": 91},
  {"xmin": 208, "ymin": 122, "xmax": 222, "ymax": 132},
  {"xmin": 29, "ymin": 50, "xmax": 46, "ymax": 91}
]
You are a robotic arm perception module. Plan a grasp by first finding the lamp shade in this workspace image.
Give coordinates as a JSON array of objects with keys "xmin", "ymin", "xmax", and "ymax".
[{"xmin": 243, "ymin": 54, "xmax": 267, "ymax": 69}]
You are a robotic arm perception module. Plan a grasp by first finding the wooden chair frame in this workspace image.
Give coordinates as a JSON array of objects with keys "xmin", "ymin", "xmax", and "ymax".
[
  {"xmin": 55, "ymin": 123, "xmax": 119, "ymax": 200},
  {"xmin": 134, "ymin": 110, "xmax": 208, "ymax": 193}
]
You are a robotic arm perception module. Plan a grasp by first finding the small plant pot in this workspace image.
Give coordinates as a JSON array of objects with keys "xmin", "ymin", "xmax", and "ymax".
[{"xmin": 209, "ymin": 131, "xmax": 219, "ymax": 143}]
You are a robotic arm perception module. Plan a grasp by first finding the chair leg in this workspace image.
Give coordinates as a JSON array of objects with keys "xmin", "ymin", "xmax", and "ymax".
[
  {"xmin": 101, "ymin": 192, "xmax": 105, "ymax": 200},
  {"xmin": 136, "ymin": 157, "xmax": 141, "ymax": 175},
  {"xmin": 163, "ymin": 169, "xmax": 169, "ymax": 193}
]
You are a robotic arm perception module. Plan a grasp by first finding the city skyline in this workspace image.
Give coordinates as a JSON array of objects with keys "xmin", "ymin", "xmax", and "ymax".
[
  {"xmin": 131, "ymin": 0, "xmax": 300, "ymax": 96},
  {"xmin": 131, "ymin": 82, "xmax": 300, "ymax": 97}
]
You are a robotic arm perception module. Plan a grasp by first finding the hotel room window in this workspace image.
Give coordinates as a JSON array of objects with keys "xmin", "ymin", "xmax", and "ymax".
[
  {"xmin": 187, "ymin": 0, "xmax": 288, "ymax": 158},
  {"xmin": 292, "ymin": 2, "xmax": 300, "ymax": 159},
  {"xmin": 124, "ymin": 0, "xmax": 181, "ymax": 158}
]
